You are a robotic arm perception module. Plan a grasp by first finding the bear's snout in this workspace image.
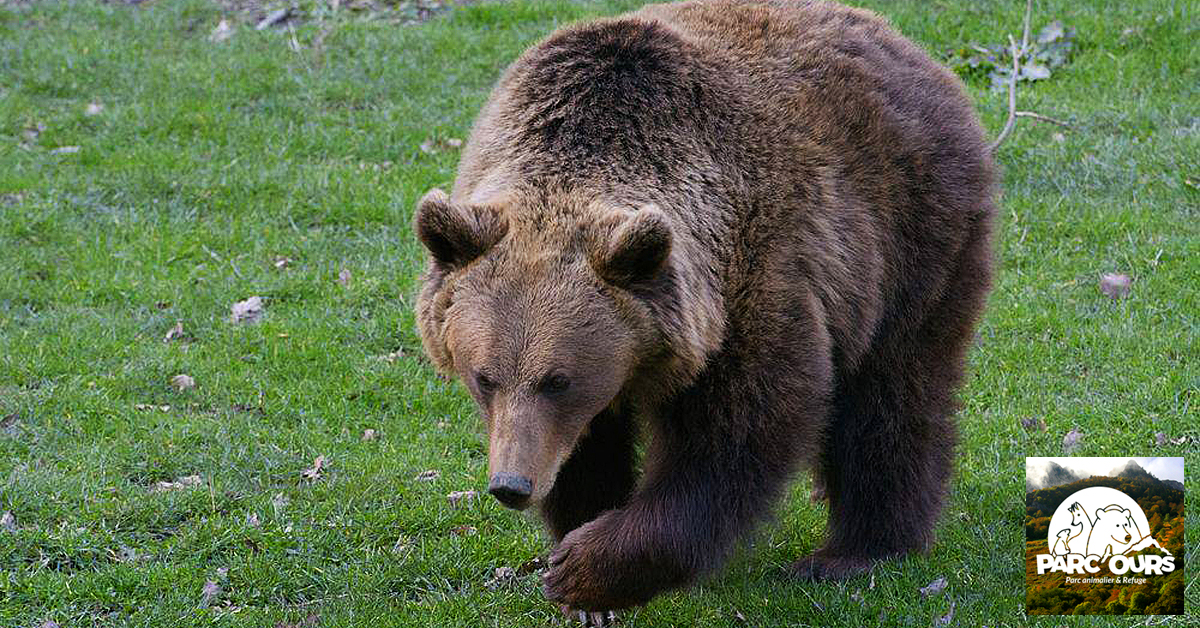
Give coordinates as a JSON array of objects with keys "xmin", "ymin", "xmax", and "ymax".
[{"xmin": 489, "ymin": 472, "xmax": 533, "ymax": 510}]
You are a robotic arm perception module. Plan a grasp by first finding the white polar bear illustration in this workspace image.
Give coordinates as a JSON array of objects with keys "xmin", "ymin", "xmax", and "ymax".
[{"xmin": 1086, "ymin": 505, "xmax": 1139, "ymax": 561}]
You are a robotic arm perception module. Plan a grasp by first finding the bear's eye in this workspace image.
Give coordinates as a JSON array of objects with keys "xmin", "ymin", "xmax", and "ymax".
[
  {"xmin": 474, "ymin": 372, "xmax": 498, "ymax": 395},
  {"xmin": 539, "ymin": 373, "xmax": 571, "ymax": 395}
]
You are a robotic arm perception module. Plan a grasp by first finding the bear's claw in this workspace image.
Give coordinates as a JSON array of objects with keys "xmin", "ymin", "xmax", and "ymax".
[{"xmin": 559, "ymin": 605, "xmax": 619, "ymax": 626}]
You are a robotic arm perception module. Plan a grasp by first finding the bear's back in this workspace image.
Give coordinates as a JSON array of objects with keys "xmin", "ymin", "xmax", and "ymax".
[{"xmin": 452, "ymin": 0, "xmax": 995, "ymax": 361}]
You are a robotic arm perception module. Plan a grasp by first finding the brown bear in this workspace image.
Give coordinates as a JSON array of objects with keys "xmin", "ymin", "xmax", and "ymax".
[{"xmin": 413, "ymin": 0, "xmax": 995, "ymax": 616}]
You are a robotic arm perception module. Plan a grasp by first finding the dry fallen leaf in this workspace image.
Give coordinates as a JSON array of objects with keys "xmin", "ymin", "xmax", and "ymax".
[
  {"xmin": 210, "ymin": 19, "xmax": 235, "ymax": 43},
  {"xmin": 361, "ymin": 428, "xmax": 377, "ymax": 441},
  {"xmin": 85, "ymin": 101, "xmax": 104, "ymax": 116},
  {"xmin": 50, "ymin": 146, "xmax": 80, "ymax": 155},
  {"xmin": 170, "ymin": 374, "xmax": 196, "ymax": 391},
  {"xmin": 1155, "ymin": 432, "xmax": 1188, "ymax": 446},
  {"xmin": 420, "ymin": 137, "xmax": 464, "ymax": 155},
  {"xmin": 485, "ymin": 566, "xmax": 517, "ymax": 590},
  {"xmin": 1, "ymin": 511, "xmax": 15, "ymax": 531},
  {"xmin": 164, "ymin": 321, "xmax": 185, "ymax": 342},
  {"xmin": 1062, "ymin": 428, "xmax": 1083, "ymax": 454},
  {"xmin": 1099, "ymin": 273, "xmax": 1132, "ymax": 299},
  {"xmin": 230, "ymin": 296, "xmax": 264, "ymax": 324},
  {"xmin": 450, "ymin": 524, "xmax": 476, "ymax": 536},
  {"xmin": 337, "ymin": 268, "xmax": 352, "ymax": 287},
  {"xmin": 1020, "ymin": 417, "xmax": 1047, "ymax": 432},
  {"xmin": 245, "ymin": 512, "xmax": 261, "ymax": 527},
  {"xmin": 495, "ymin": 566, "xmax": 516, "ymax": 579},
  {"xmin": 377, "ymin": 349, "xmax": 404, "ymax": 363},
  {"xmin": 22, "ymin": 123, "xmax": 44, "ymax": 143},
  {"xmin": 935, "ymin": 599, "xmax": 956, "ymax": 626},
  {"xmin": 154, "ymin": 474, "xmax": 202, "ymax": 492},
  {"xmin": 114, "ymin": 545, "xmax": 137, "ymax": 562},
  {"xmin": 38, "ymin": 622, "xmax": 60, "ymax": 628},
  {"xmin": 273, "ymin": 256, "xmax": 293, "ymax": 269},
  {"xmin": 415, "ymin": 470, "xmax": 439, "ymax": 481},
  {"xmin": 919, "ymin": 576, "xmax": 948, "ymax": 598},
  {"xmin": 301, "ymin": 456, "xmax": 326, "ymax": 481},
  {"xmin": 200, "ymin": 580, "xmax": 222, "ymax": 607},
  {"xmin": 1052, "ymin": 132, "xmax": 1065, "ymax": 142},
  {"xmin": 447, "ymin": 490, "xmax": 477, "ymax": 507},
  {"xmin": 134, "ymin": 404, "xmax": 172, "ymax": 412}
]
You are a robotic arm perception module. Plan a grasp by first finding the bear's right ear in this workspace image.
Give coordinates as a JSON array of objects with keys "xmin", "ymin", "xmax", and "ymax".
[
  {"xmin": 414, "ymin": 189, "xmax": 507, "ymax": 269},
  {"xmin": 590, "ymin": 206, "xmax": 672, "ymax": 287}
]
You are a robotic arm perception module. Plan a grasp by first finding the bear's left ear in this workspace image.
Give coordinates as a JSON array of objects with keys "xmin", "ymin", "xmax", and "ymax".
[{"xmin": 589, "ymin": 206, "xmax": 672, "ymax": 287}]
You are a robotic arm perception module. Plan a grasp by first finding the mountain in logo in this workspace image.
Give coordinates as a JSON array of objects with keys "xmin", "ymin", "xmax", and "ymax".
[
  {"xmin": 1027, "ymin": 461, "xmax": 1084, "ymax": 491},
  {"xmin": 1029, "ymin": 459, "xmax": 1180, "ymax": 492},
  {"xmin": 1109, "ymin": 460, "xmax": 1160, "ymax": 485}
]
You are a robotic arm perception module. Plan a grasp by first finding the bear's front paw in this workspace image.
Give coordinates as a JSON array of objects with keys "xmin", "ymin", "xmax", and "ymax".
[{"xmin": 542, "ymin": 517, "xmax": 652, "ymax": 611}]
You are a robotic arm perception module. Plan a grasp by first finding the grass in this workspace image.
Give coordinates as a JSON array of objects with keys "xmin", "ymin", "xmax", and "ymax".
[{"xmin": 0, "ymin": 0, "xmax": 1196, "ymax": 625}]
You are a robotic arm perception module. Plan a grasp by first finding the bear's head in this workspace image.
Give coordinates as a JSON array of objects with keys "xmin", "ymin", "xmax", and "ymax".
[
  {"xmin": 1092, "ymin": 505, "xmax": 1138, "ymax": 548},
  {"xmin": 413, "ymin": 188, "xmax": 676, "ymax": 510}
]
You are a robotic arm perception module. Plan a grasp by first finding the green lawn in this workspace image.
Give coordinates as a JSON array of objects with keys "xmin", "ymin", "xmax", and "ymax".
[{"xmin": 0, "ymin": 0, "xmax": 1196, "ymax": 626}]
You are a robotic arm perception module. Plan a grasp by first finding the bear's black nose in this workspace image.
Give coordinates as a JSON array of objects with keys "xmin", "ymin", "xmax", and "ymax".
[{"xmin": 488, "ymin": 473, "xmax": 532, "ymax": 510}]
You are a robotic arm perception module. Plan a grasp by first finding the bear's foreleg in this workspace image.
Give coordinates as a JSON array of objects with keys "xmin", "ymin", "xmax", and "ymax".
[
  {"xmin": 543, "ymin": 292, "xmax": 832, "ymax": 610},
  {"xmin": 540, "ymin": 406, "xmax": 639, "ymax": 542},
  {"xmin": 542, "ymin": 430, "xmax": 804, "ymax": 610}
]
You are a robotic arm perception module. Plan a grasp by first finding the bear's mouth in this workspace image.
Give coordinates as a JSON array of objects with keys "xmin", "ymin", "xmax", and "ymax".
[{"xmin": 1112, "ymin": 533, "xmax": 1131, "ymax": 543}]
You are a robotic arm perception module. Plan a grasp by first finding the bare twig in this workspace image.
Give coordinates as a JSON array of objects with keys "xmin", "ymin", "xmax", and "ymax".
[
  {"xmin": 989, "ymin": 0, "xmax": 1035, "ymax": 153},
  {"xmin": 988, "ymin": 34, "xmax": 1021, "ymax": 153},
  {"xmin": 1015, "ymin": 111, "xmax": 1073, "ymax": 128},
  {"xmin": 1020, "ymin": 0, "xmax": 1032, "ymax": 52}
]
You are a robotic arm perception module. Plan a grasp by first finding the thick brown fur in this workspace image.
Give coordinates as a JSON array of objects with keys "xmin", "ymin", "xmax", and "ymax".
[{"xmin": 413, "ymin": 0, "xmax": 995, "ymax": 613}]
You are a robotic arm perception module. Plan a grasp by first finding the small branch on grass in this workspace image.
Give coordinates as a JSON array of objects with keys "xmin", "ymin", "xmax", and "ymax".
[
  {"xmin": 1015, "ymin": 111, "xmax": 1073, "ymax": 128},
  {"xmin": 1020, "ymin": 0, "xmax": 1032, "ymax": 52},
  {"xmin": 988, "ymin": 34, "xmax": 1021, "ymax": 154}
]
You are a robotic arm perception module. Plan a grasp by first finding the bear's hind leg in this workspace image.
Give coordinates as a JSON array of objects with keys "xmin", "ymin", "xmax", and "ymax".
[
  {"xmin": 796, "ymin": 221, "xmax": 991, "ymax": 580},
  {"xmin": 540, "ymin": 406, "xmax": 638, "ymax": 542}
]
